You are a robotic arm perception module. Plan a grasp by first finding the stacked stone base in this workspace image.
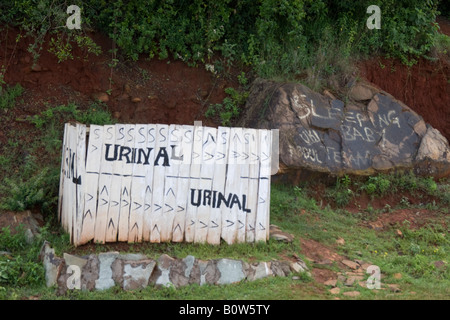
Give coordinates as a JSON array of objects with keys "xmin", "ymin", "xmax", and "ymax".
[{"xmin": 40, "ymin": 242, "xmax": 308, "ymax": 294}]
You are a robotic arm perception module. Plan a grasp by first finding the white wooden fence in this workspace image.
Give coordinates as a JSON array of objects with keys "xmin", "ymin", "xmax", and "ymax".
[{"xmin": 58, "ymin": 122, "xmax": 277, "ymax": 246}]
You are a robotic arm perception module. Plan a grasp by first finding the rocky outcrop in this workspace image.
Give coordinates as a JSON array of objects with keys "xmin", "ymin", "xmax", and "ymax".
[{"xmin": 238, "ymin": 78, "xmax": 450, "ymax": 182}]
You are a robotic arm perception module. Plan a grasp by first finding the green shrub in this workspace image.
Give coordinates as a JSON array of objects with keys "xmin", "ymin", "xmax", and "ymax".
[
  {"xmin": 1, "ymin": 1, "xmax": 442, "ymax": 80},
  {"xmin": 206, "ymin": 87, "xmax": 249, "ymax": 126},
  {"xmin": 0, "ymin": 167, "xmax": 57, "ymax": 212},
  {"xmin": 362, "ymin": 175, "xmax": 391, "ymax": 196},
  {"xmin": 0, "ymin": 84, "xmax": 24, "ymax": 109}
]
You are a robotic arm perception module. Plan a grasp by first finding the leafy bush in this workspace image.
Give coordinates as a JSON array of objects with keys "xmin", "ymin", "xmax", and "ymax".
[
  {"xmin": 206, "ymin": 87, "xmax": 249, "ymax": 126},
  {"xmin": 0, "ymin": 226, "xmax": 44, "ymax": 287},
  {"xmin": 0, "ymin": 84, "xmax": 24, "ymax": 109},
  {"xmin": 2, "ymin": 1, "xmax": 442, "ymax": 80},
  {"xmin": 0, "ymin": 167, "xmax": 57, "ymax": 212},
  {"xmin": 362, "ymin": 176, "xmax": 391, "ymax": 196}
]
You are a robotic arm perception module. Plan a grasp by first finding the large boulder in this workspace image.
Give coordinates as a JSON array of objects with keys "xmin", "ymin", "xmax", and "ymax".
[{"xmin": 238, "ymin": 78, "xmax": 450, "ymax": 182}]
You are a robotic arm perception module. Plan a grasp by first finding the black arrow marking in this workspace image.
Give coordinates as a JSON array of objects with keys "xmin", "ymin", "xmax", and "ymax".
[
  {"xmin": 192, "ymin": 152, "xmax": 200, "ymax": 159},
  {"xmin": 241, "ymin": 152, "xmax": 249, "ymax": 160},
  {"xmin": 226, "ymin": 220, "xmax": 234, "ymax": 228},
  {"xmin": 131, "ymin": 222, "xmax": 139, "ymax": 232},
  {"xmin": 262, "ymin": 152, "xmax": 270, "ymax": 161},
  {"xmin": 122, "ymin": 187, "xmax": 129, "ymax": 197},
  {"xmin": 152, "ymin": 224, "xmax": 160, "ymax": 234},
  {"xmin": 199, "ymin": 221, "xmax": 208, "ymax": 229},
  {"xmin": 154, "ymin": 204, "xmax": 162, "ymax": 211},
  {"xmin": 249, "ymin": 224, "xmax": 255, "ymax": 231},
  {"xmin": 165, "ymin": 187, "xmax": 175, "ymax": 197},
  {"xmin": 232, "ymin": 151, "xmax": 240, "ymax": 158},
  {"xmin": 238, "ymin": 220, "xmax": 245, "ymax": 229},
  {"xmin": 111, "ymin": 200, "xmax": 119, "ymax": 207},
  {"xmin": 100, "ymin": 185, "xmax": 108, "ymax": 196},
  {"xmin": 108, "ymin": 218, "xmax": 115, "ymax": 229},
  {"xmin": 173, "ymin": 224, "xmax": 182, "ymax": 234},
  {"xmin": 164, "ymin": 204, "xmax": 173, "ymax": 212},
  {"xmin": 122, "ymin": 199, "xmax": 129, "ymax": 207},
  {"xmin": 204, "ymin": 152, "xmax": 214, "ymax": 161},
  {"xmin": 216, "ymin": 152, "xmax": 226, "ymax": 160},
  {"xmin": 83, "ymin": 209, "xmax": 92, "ymax": 220},
  {"xmin": 86, "ymin": 193, "xmax": 93, "ymax": 202},
  {"xmin": 144, "ymin": 203, "xmax": 151, "ymax": 211},
  {"xmin": 133, "ymin": 202, "xmax": 142, "ymax": 210},
  {"xmin": 91, "ymin": 144, "xmax": 98, "ymax": 152},
  {"xmin": 177, "ymin": 205, "xmax": 185, "ymax": 212},
  {"xmin": 190, "ymin": 219, "xmax": 195, "ymax": 226},
  {"xmin": 233, "ymin": 132, "xmax": 241, "ymax": 142},
  {"xmin": 259, "ymin": 223, "xmax": 266, "ymax": 230},
  {"xmin": 202, "ymin": 132, "xmax": 216, "ymax": 146},
  {"xmin": 259, "ymin": 197, "xmax": 266, "ymax": 204},
  {"xmin": 210, "ymin": 220, "xmax": 219, "ymax": 228},
  {"xmin": 145, "ymin": 185, "xmax": 152, "ymax": 194},
  {"xmin": 251, "ymin": 152, "xmax": 260, "ymax": 161},
  {"xmin": 100, "ymin": 198, "xmax": 108, "ymax": 206}
]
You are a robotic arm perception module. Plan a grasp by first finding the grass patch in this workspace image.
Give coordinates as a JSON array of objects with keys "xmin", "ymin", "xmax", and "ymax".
[{"xmin": 0, "ymin": 83, "xmax": 23, "ymax": 110}]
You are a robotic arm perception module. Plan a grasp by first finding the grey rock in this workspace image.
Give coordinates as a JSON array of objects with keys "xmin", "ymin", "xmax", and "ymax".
[
  {"xmin": 169, "ymin": 257, "xmax": 190, "ymax": 288},
  {"xmin": 122, "ymin": 259, "xmax": 156, "ymax": 290},
  {"xmin": 95, "ymin": 252, "xmax": 119, "ymax": 290},
  {"xmin": 183, "ymin": 255, "xmax": 196, "ymax": 279},
  {"xmin": 151, "ymin": 254, "xmax": 175, "ymax": 287},
  {"xmin": 416, "ymin": 127, "xmax": 450, "ymax": 164},
  {"xmin": 246, "ymin": 262, "xmax": 273, "ymax": 281},
  {"xmin": 238, "ymin": 78, "xmax": 450, "ymax": 181},
  {"xmin": 63, "ymin": 253, "xmax": 88, "ymax": 270},
  {"xmin": 290, "ymin": 261, "xmax": 307, "ymax": 273},
  {"xmin": 197, "ymin": 259, "xmax": 221, "ymax": 286},
  {"xmin": 81, "ymin": 254, "xmax": 99, "ymax": 291},
  {"xmin": 118, "ymin": 253, "xmax": 148, "ymax": 261},
  {"xmin": 216, "ymin": 259, "xmax": 246, "ymax": 285},
  {"xmin": 270, "ymin": 260, "xmax": 291, "ymax": 277},
  {"xmin": 25, "ymin": 228, "xmax": 34, "ymax": 244},
  {"xmin": 40, "ymin": 241, "xmax": 64, "ymax": 287}
]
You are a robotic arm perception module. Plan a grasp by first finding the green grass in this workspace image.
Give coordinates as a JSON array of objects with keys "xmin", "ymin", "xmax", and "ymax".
[
  {"xmin": 0, "ymin": 83, "xmax": 23, "ymax": 110},
  {"xmin": 0, "ymin": 93, "xmax": 449, "ymax": 300},
  {"xmin": 2, "ymin": 180, "xmax": 449, "ymax": 300}
]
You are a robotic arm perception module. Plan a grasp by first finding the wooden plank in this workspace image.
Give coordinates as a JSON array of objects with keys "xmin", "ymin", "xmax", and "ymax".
[
  {"xmin": 244, "ymin": 128, "xmax": 260, "ymax": 243},
  {"xmin": 184, "ymin": 124, "xmax": 203, "ymax": 242},
  {"xmin": 194, "ymin": 126, "xmax": 217, "ymax": 243},
  {"xmin": 149, "ymin": 124, "xmax": 169, "ymax": 243},
  {"xmin": 105, "ymin": 124, "xmax": 126, "ymax": 242},
  {"xmin": 265, "ymin": 130, "xmax": 273, "ymax": 241},
  {"xmin": 117, "ymin": 124, "xmax": 135, "ymax": 242},
  {"xmin": 128, "ymin": 124, "xmax": 148, "ymax": 243},
  {"xmin": 74, "ymin": 123, "xmax": 87, "ymax": 246},
  {"xmin": 236, "ymin": 129, "xmax": 251, "ymax": 243},
  {"xmin": 94, "ymin": 125, "xmax": 115, "ymax": 244},
  {"xmin": 171, "ymin": 125, "xmax": 194, "ymax": 242},
  {"xmin": 255, "ymin": 129, "xmax": 272, "ymax": 242},
  {"xmin": 79, "ymin": 125, "xmax": 103, "ymax": 245},
  {"xmin": 58, "ymin": 123, "xmax": 68, "ymax": 224},
  {"xmin": 158, "ymin": 124, "xmax": 182, "ymax": 242},
  {"xmin": 66, "ymin": 123, "xmax": 78, "ymax": 243},
  {"xmin": 221, "ymin": 127, "xmax": 244, "ymax": 244},
  {"xmin": 206, "ymin": 126, "xmax": 230, "ymax": 245},
  {"xmin": 142, "ymin": 125, "xmax": 157, "ymax": 242},
  {"xmin": 60, "ymin": 123, "xmax": 70, "ymax": 230},
  {"xmin": 61, "ymin": 124, "xmax": 69, "ymax": 231}
]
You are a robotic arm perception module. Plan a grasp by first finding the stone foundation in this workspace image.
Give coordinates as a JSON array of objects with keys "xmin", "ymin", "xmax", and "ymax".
[{"xmin": 40, "ymin": 241, "xmax": 309, "ymax": 294}]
